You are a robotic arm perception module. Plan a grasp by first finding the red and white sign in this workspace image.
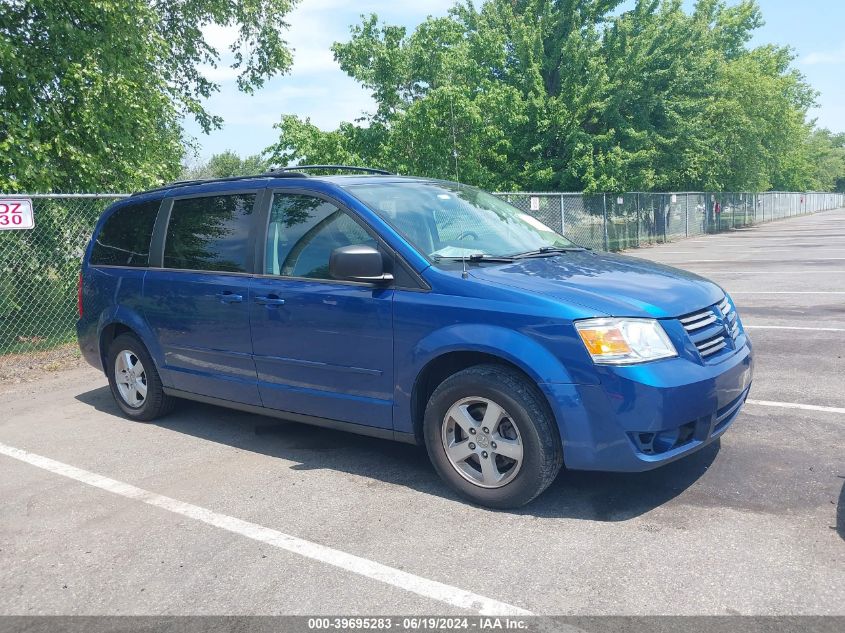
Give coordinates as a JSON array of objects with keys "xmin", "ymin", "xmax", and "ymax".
[{"xmin": 0, "ymin": 198, "xmax": 34, "ymax": 230}]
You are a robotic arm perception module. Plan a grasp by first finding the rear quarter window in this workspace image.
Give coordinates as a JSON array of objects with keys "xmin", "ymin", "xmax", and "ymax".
[
  {"xmin": 163, "ymin": 194, "xmax": 256, "ymax": 273},
  {"xmin": 89, "ymin": 200, "xmax": 161, "ymax": 267}
]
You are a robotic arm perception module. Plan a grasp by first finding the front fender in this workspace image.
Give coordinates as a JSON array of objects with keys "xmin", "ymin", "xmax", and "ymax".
[
  {"xmin": 393, "ymin": 323, "xmax": 575, "ymax": 437},
  {"xmin": 413, "ymin": 323, "xmax": 575, "ymax": 385}
]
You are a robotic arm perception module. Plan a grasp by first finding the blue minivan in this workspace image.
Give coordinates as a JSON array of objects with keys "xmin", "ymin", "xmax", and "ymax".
[{"xmin": 77, "ymin": 166, "xmax": 753, "ymax": 508}]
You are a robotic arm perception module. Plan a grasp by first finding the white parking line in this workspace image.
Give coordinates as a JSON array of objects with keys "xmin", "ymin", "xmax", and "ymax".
[
  {"xmin": 646, "ymin": 249, "xmax": 842, "ymax": 253},
  {"xmin": 657, "ymin": 258, "xmax": 845, "ymax": 263},
  {"xmin": 683, "ymin": 270, "xmax": 845, "ymax": 274},
  {"xmin": 729, "ymin": 291, "xmax": 845, "ymax": 294},
  {"xmin": 0, "ymin": 441, "xmax": 532, "ymax": 616},
  {"xmin": 720, "ymin": 236, "xmax": 845, "ymax": 240},
  {"xmin": 743, "ymin": 325, "xmax": 845, "ymax": 332},
  {"xmin": 746, "ymin": 400, "xmax": 845, "ymax": 415},
  {"xmin": 734, "ymin": 245, "xmax": 845, "ymax": 248}
]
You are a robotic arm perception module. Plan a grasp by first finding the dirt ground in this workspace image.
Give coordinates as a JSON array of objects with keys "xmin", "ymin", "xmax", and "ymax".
[{"xmin": 0, "ymin": 343, "xmax": 88, "ymax": 386}]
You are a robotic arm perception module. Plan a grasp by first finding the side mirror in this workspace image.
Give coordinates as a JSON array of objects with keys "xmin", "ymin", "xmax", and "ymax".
[{"xmin": 329, "ymin": 245, "xmax": 393, "ymax": 283}]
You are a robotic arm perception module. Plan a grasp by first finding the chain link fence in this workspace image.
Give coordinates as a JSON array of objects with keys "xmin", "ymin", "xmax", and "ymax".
[
  {"xmin": 1, "ymin": 190, "xmax": 843, "ymax": 357},
  {"xmin": 0, "ymin": 194, "xmax": 128, "ymax": 356},
  {"xmin": 497, "ymin": 191, "xmax": 845, "ymax": 250}
]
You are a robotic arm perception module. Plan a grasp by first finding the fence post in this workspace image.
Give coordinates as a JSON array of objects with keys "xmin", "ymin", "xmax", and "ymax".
[
  {"xmin": 636, "ymin": 192, "xmax": 641, "ymax": 247},
  {"xmin": 560, "ymin": 193, "xmax": 565, "ymax": 236},
  {"xmin": 602, "ymin": 193, "xmax": 609, "ymax": 251},
  {"xmin": 718, "ymin": 195, "xmax": 722, "ymax": 232}
]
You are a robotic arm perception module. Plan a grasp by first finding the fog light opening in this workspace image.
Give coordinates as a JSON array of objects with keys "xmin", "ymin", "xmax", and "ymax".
[
  {"xmin": 653, "ymin": 428, "xmax": 681, "ymax": 453},
  {"xmin": 631, "ymin": 421, "xmax": 697, "ymax": 456}
]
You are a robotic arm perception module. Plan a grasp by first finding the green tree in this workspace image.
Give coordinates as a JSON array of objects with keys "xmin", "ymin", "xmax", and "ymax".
[
  {"xmin": 802, "ymin": 129, "xmax": 845, "ymax": 192},
  {"xmin": 0, "ymin": 0, "xmax": 298, "ymax": 193},
  {"xmin": 181, "ymin": 150, "xmax": 272, "ymax": 180},
  {"xmin": 267, "ymin": 116, "xmax": 390, "ymax": 169},
  {"xmin": 268, "ymin": 0, "xmax": 830, "ymax": 193}
]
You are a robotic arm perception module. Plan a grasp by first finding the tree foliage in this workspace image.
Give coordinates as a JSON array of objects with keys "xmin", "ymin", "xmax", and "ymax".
[
  {"xmin": 181, "ymin": 150, "xmax": 271, "ymax": 180},
  {"xmin": 0, "ymin": 0, "xmax": 297, "ymax": 192},
  {"xmin": 805, "ymin": 130, "xmax": 845, "ymax": 192},
  {"xmin": 267, "ymin": 0, "xmax": 843, "ymax": 192}
]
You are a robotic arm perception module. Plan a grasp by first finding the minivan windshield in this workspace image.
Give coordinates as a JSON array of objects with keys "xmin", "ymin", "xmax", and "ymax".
[{"xmin": 345, "ymin": 181, "xmax": 578, "ymax": 260}]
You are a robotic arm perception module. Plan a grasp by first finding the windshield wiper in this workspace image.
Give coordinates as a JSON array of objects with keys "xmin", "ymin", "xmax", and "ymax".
[
  {"xmin": 509, "ymin": 246, "xmax": 588, "ymax": 259},
  {"xmin": 432, "ymin": 253, "xmax": 515, "ymax": 263}
]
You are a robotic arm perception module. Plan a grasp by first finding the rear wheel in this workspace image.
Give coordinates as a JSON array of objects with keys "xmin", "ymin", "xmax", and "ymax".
[
  {"xmin": 423, "ymin": 364, "xmax": 562, "ymax": 508},
  {"xmin": 106, "ymin": 333, "xmax": 174, "ymax": 421}
]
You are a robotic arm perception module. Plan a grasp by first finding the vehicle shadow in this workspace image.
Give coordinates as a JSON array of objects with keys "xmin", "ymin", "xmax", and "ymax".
[
  {"xmin": 837, "ymin": 475, "xmax": 845, "ymax": 541},
  {"xmin": 76, "ymin": 386, "xmax": 718, "ymax": 522}
]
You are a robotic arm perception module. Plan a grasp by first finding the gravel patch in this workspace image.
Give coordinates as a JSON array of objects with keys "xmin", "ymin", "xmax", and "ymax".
[{"xmin": 0, "ymin": 343, "xmax": 90, "ymax": 388}]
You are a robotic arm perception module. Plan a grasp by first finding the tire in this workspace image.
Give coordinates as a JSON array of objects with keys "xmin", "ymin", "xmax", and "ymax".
[
  {"xmin": 423, "ymin": 364, "xmax": 563, "ymax": 508},
  {"xmin": 106, "ymin": 333, "xmax": 175, "ymax": 421}
]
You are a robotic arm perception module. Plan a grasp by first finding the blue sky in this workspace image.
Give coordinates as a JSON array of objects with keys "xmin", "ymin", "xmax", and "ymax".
[{"xmin": 182, "ymin": 0, "xmax": 845, "ymax": 162}]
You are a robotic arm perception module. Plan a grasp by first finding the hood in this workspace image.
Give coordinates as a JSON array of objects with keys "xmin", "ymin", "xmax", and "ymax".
[{"xmin": 468, "ymin": 251, "xmax": 724, "ymax": 318}]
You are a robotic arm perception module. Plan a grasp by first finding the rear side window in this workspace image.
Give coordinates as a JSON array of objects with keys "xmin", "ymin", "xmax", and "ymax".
[
  {"xmin": 90, "ymin": 200, "xmax": 160, "ymax": 267},
  {"xmin": 164, "ymin": 194, "xmax": 256, "ymax": 272}
]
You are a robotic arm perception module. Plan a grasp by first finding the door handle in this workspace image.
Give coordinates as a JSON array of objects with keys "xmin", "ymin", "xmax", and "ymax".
[
  {"xmin": 216, "ymin": 291, "xmax": 243, "ymax": 304},
  {"xmin": 255, "ymin": 295, "xmax": 286, "ymax": 306}
]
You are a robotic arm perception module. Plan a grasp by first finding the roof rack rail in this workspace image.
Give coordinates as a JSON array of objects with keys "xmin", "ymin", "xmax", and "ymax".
[
  {"xmin": 268, "ymin": 165, "xmax": 394, "ymax": 176},
  {"xmin": 130, "ymin": 171, "xmax": 307, "ymax": 196}
]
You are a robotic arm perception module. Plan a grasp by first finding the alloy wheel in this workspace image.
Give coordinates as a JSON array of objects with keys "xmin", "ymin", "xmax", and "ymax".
[
  {"xmin": 114, "ymin": 349, "xmax": 147, "ymax": 408},
  {"xmin": 441, "ymin": 396, "xmax": 523, "ymax": 488}
]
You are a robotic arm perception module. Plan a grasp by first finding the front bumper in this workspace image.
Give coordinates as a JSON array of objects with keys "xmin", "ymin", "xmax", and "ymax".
[{"xmin": 540, "ymin": 342, "xmax": 754, "ymax": 472}]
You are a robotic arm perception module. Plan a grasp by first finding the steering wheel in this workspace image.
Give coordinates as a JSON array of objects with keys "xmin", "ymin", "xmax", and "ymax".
[{"xmin": 456, "ymin": 230, "xmax": 479, "ymax": 241}]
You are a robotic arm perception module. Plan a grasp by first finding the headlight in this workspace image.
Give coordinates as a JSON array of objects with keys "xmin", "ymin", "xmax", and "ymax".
[{"xmin": 574, "ymin": 318, "xmax": 677, "ymax": 365}]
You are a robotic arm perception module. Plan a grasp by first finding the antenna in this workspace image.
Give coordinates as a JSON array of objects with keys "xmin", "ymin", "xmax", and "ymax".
[{"xmin": 449, "ymin": 93, "xmax": 460, "ymax": 182}]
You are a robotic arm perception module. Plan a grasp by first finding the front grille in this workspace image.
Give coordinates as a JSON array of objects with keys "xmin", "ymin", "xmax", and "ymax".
[
  {"xmin": 718, "ymin": 297, "xmax": 740, "ymax": 341},
  {"xmin": 679, "ymin": 296, "xmax": 740, "ymax": 360}
]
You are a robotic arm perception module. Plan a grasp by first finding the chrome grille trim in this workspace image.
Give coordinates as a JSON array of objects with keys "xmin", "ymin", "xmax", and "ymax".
[
  {"xmin": 721, "ymin": 299, "xmax": 740, "ymax": 341},
  {"xmin": 680, "ymin": 295, "xmax": 739, "ymax": 359},
  {"xmin": 699, "ymin": 339, "xmax": 727, "ymax": 356},
  {"xmin": 679, "ymin": 311, "xmax": 717, "ymax": 330},
  {"xmin": 679, "ymin": 310, "xmax": 711, "ymax": 323},
  {"xmin": 698, "ymin": 334, "xmax": 724, "ymax": 348}
]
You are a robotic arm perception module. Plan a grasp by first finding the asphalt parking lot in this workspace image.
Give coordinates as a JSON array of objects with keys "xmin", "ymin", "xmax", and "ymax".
[{"xmin": 0, "ymin": 209, "xmax": 843, "ymax": 617}]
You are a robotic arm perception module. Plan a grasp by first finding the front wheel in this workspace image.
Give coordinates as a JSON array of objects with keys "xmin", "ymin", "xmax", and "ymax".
[{"xmin": 423, "ymin": 364, "xmax": 562, "ymax": 508}]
